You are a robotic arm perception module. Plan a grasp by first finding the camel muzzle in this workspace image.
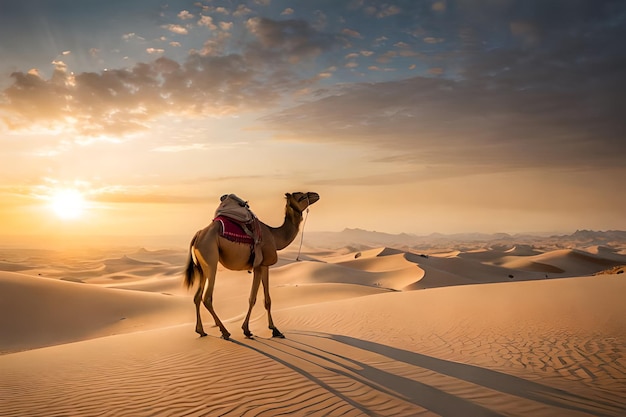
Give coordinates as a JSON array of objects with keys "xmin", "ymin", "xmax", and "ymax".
[{"xmin": 304, "ymin": 192, "xmax": 320, "ymax": 205}]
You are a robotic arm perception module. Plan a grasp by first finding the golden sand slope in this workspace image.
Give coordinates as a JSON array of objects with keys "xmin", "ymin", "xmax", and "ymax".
[{"xmin": 0, "ymin": 271, "xmax": 190, "ymax": 353}]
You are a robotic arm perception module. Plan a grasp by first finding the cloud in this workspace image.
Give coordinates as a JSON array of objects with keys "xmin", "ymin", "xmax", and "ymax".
[
  {"xmin": 423, "ymin": 37, "xmax": 444, "ymax": 44},
  {"xmin": 198, "ymin": 15, "xmax": 217, "ymax": 30},
  {"xmin": 428, "ymin": 67, "xmax": 444, "ymax": 75},
  {"xmin": 0, "ymin": 17, "xmax": 342, "ymax": 137},
  {"xmin": 213, "ymin": 7, "xmax": 230, "ymax": 15},
  {"xmin": 256, "ymin": 1, "xmax": 626, "ymax": 175},
  {"xmin": 233, "ymin": 5, "xmax": 253, "ymax": 17},
  {"xmin": 178, "ymin": 10, "xmax": 194, "ymax": 20},
  {"xmin": 245, "ymin": 17, "xmax": 340, "ymax": 63},
  {"xmin": 4, "ymin": 0, "xmax": 623, "ymax": 173},
  {"xmin": 375, "ymin": 5, "xmax": 401, "ymax": 18},
  {"xmin": 361, "ymin": 3, "xmax": 401, "ymax": 18},
  {"xmin": 162, "ymin": 24, "xmax": 188, "ymax": 35},
  {"xmin": 219, "ymin": 21, "xmax": 233, "ymax": 31},
  {"xmin": 341, "ymin": 28, "xmax": 362, "ymax": 38},
  {"xmin": 261, "ymin": 65, "xmax": 626, "ymax": 174}
]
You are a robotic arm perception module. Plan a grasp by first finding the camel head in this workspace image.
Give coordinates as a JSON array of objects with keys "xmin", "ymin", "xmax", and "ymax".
[{"xmin": 285, "ymin": 192, "xmax": 320, "ymax": 214}]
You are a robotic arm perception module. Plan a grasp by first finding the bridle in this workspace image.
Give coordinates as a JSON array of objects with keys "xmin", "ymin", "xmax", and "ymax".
[
  {"xmin": 295, "ymin": 194, "xmax": 310, "ymax": 261},
  {"xmin": 288, "ymin": 193, "xmax": 309, "ymax": 214}
]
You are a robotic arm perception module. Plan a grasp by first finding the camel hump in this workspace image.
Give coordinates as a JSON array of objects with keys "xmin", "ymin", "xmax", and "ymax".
[{"xmin": 214, "ymin": 194, "xmax": 255, "ymax": 223}]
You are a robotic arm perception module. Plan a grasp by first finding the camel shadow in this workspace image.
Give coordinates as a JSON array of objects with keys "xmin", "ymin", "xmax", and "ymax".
[
  {"xmin": 324, "ymin": 334, "xmax": 620, "ymax": 417},
  {"xmin": 234, "ymin": 332, "xmax": 619, "ymax": 417}
]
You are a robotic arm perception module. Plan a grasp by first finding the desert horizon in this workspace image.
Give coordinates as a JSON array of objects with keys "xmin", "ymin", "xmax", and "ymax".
[{"xmin": 2, "ymin": 227, "xmax": 625, "ymax": 249}]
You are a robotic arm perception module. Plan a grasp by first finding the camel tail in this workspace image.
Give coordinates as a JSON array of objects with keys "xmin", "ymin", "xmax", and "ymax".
[{"xmin": 184, "ymin": 231, "xmax": 201, "ymax": 289}]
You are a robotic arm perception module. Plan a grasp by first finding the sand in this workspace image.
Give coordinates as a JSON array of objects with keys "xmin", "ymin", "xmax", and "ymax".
[{"xmin": 1, "ymin": 240, "xmax": 625, "ymax": 416}]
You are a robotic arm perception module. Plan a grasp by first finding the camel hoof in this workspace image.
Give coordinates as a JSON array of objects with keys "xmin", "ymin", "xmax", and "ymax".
[
  {"xmin": 272, "ymin": 328, "xmax": 285, "ymax": 338},
  {"xmin": 243, "ymin": 326, "xmax": 254, "ymax": 339},
  {"xmin": 221, "ymin": 334, "xmax": 230, "ymax": 340}
]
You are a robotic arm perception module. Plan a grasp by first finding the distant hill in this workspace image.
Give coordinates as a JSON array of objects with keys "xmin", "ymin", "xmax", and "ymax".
[
  {"xmin": 308, "ymin": 228, "xmax": 419, "ymax": 249},
  {"xmin": 564, "ymin": 229, "xmax": 626, "ymax": 245},
  {"xmin": 304, "ymin": 229, "xmax": 626, "ymax": 253}
]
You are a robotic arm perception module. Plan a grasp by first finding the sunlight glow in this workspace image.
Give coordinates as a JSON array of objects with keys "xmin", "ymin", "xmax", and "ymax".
[{"xmin": 50, "ymin": 189, "xmax": 86, "ymax": 220}]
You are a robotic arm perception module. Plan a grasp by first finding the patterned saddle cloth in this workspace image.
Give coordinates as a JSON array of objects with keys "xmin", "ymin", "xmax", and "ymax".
[{"xmin": 214, "ymin": 215, "xmax": 255, "ymax": 245}]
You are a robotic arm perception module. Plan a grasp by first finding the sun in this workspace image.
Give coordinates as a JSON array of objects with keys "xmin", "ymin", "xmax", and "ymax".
[{"xmin": 50, "ymin": 189, "xmax": 86, "ymax": 220}]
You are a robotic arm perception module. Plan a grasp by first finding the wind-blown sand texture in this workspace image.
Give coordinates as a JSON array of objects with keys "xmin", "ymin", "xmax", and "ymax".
[{"xmin": 1, "ymin": 238, "xmax": 625, "ymax": 416}]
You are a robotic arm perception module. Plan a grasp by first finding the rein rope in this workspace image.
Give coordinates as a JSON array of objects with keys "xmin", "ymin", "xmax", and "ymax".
[{"xmin": 296, "ymin": 196, "xmax": 310, "ymax": 261}]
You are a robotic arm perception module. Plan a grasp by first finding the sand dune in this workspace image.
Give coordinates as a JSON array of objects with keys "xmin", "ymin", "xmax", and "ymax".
[
  {"xmin": 0, "ymin": 271, "xmax": 190, "ymax": 353},
  {"xmin": 504, "ymin": 244, "xmax": 543, "ymax": 256},
  {"xmin": 496, "ymin": 249, "xmax": 626, "ymax": 276},
  {"xmin": 1, "ymin": 240, "xmax": 625, "ymax": 416},
  {"xmin": 271, "ymin": 249, "xmax": 423, "ymax": 291}
]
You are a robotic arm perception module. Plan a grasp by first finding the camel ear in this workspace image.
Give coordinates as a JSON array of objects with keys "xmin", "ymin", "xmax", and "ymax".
[{"xmin": 285, "ymin": 193, "xmax": 291, "ymax": 198}]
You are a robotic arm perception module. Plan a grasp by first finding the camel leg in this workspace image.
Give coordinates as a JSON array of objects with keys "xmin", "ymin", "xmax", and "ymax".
[
  {"xmin": 242, "ymin": 270, "xmax": 262, "ymax": 338},
  {"xmin": 203, "ymin": 272, "xmax": 231, "ymax": 340},
  {"xmin": 193, "ymin": 278, "xmax": 207, "ymax": 337},
  {"xmin": 260, "ymin": 266, "xmax": 284, "ymax": 338},
  {"xmin": 195, "ymin": 250, "xmax": 231, "ymax": 340}
]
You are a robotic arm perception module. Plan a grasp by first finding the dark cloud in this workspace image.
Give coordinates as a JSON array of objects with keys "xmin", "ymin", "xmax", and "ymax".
[
  {"xmin": 261, "ymin": 0, "xmax": 626, "ymax": 173},
  {"xmin": 246, "ymin": 17, "xmax": 340, "ymax": 61},
  {"xmin": 262, "ymin": 68, "xmax": 625, "ymax": 171}
]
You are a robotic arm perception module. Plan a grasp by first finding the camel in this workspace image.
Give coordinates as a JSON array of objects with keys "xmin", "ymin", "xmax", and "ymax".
[{"xmin": 184, "ymin": 191, "xmax": 320, "ymax": 340}]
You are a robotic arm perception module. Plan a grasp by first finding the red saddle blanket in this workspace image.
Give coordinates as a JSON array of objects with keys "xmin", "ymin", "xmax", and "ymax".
[{"xmin": 214, "ymin": 215, "xmax": 255, "ymax": 245}]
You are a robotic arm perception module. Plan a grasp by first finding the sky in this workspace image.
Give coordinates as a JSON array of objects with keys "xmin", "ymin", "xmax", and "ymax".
[{"xmin": 0, "ymin": 0, "xmax": 625, "ymax": 242}]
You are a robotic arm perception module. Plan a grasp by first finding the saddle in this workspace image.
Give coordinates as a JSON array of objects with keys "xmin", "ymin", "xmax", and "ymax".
[{"xmin": 213, "ymin": 194, "xmax": 263, "ymax": 268}]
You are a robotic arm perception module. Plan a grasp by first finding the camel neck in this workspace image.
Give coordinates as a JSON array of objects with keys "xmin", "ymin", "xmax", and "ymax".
[{"xmin": 270, "ymin": 205, "xmax": 303, "ymax": 250}]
